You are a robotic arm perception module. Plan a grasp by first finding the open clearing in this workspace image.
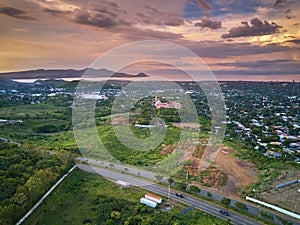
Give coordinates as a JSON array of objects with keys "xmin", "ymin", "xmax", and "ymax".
[
  {"xmin": 214, "ymin": 146, "xmax": 259, "ymax": 197},
  {"xmin": 259, "ymin": 170, "xmax": 300, "ymax": 214}
]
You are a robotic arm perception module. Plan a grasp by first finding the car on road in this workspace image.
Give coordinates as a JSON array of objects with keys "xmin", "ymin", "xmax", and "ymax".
[
  {"xmin": 220, "ymin": 210, "xmax": 230, "ymax": 216},
  {"xmin": 175, "ymin": 193, "xmax": 184, "ymax": 198}
]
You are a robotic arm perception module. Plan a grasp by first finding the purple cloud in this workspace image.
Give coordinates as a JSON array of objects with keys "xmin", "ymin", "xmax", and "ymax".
[
  {"xmin": 0, "ymin": 6, "xmax": 35, "ymax": 20},
  {"xmin": 135, "ymin": 5, "xmax": 185, "ymax": 27},
  {"xmin": 195, "ymin": 18, "xmax": 222, "ymax": 30},
  {"xmin": 274, "ymin": 0, "xmax": 287, "ymax": 7},
  {"xmin": 74, "ymin": 7, "xmax": 130, "ymax": 28},
  {"xmin": 221, "ymin": 18, "xmax": 282, "ymax": 39}
]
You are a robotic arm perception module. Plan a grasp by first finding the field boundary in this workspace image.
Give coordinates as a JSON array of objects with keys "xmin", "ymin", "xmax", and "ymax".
[
  {"xmin": 15, "ymin": 165, "xmax": 77, "ymax": 225},
  {"xmin": 245, "ymin": 196, "xmax": 300, "ymax": 220}
]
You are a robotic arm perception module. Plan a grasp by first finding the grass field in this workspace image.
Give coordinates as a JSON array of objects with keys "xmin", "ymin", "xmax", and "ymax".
[
  {"xmin": 23, "ymin": 169, "xmax": 230, "ymax": 225},
  {"xmin": 0, "ymin": 104, "xmax": 71, "ymax": 133}
]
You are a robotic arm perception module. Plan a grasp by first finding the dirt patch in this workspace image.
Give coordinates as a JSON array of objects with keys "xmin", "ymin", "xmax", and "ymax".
[
  {"xmin": 258, "ymin": 170, "xmax": 300, "ymax": 214},
  {"xmin": 183, "ymin": 145, "xmax": 259, "ymax": 197},
  {"xmin": 173, "ymin": 123, "xmax": 201, "ymax": 129},
  {"xmin": 214, "ymin": 146, "xmax": 259, "ymax": 196},
  {"xmin": 160, "ymin": 140, "xmax": 259, "ymax": 197},
  {"xmin": 198, "ymin": 166, "xmax": 228, "ymax": 187},
  {"xmin": 109, "ymin": 115, "xmax": 130, "ymax": 126},
  {"xmin": 172, "ymin": 123, "xmax": 201, "ymax": 133},
  {"xmin": 160, "ymin": 144, "xmax": 176, "ymax": 155}
]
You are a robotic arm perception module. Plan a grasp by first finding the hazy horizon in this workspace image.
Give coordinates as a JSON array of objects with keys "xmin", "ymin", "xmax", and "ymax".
[
  {"xmin": 0, "ymin": 0, "xmax": 299, "ymax": 81},
  {"xmin": 11, "ymin": 74, "xmax": 299, "ymax": 83}
]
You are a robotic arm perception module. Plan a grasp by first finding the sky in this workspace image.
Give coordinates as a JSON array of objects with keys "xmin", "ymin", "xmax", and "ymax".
[{"xmin": 0, "ymin": 0, "xmax": 299, "ymax": 81}]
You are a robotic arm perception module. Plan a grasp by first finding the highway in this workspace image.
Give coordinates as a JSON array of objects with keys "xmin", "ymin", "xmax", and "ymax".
[
  {"xmin": 76, "ymin": 157, "xmax": 168, "ymax": 181},
  {"xmin": 76, "ymin": 157, "xmax": 300, "ymax": 225},
  {"xmin": 77, "ymin": 163, "xmax": 262, "ymax": 225}
]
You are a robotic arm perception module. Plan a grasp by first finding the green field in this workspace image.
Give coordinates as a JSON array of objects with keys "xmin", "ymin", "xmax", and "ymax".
[
  {"xmin": 0, "ymin": 104, "xmax": 71, "ymax": 133},
  {"xmin": 0, "ymin": 123, "xmax": 197, "ymax": 167},
  {"xmin": 23, "ymin": 169, "xmax": 230, "ymax": 225}
]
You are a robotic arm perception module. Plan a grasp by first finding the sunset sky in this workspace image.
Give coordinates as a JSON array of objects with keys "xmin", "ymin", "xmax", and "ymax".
[{"xmin": 0, "ymin": 0, "xmax": 299, "ymax": 81}]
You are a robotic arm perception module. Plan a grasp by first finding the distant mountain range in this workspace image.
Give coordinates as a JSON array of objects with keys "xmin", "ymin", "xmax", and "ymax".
[{"xmin": 0, "ymin": 68, "xmax": 148, "ymax": 79}]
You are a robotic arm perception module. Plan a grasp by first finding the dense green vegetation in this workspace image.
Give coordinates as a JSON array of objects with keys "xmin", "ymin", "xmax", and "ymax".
[
  {"xmin": 0, "ymin": 131, "xmax": 78, "ymax": 154},
  {"xmin": 97, "ymin": 125, "xmax": 181, "ymax": 166},
  {"xmin": 23, "ymin": 169, "xmax": 230, "ymax": 225},
  {"xmin": 0, "ymin": 104, "xmax": 71, "ymax": 133},
  {"xmin": 0, "ymin": 142, "xmax": 74, "ymax": 225},
  {"xmin": 0, "ymin": 123, "xmax": 183, "ymax": 166}
]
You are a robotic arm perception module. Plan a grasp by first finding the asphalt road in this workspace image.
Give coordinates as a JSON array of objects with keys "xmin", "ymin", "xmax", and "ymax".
[
  {"xmin": 0, "ymin": 136, "xmax": 21, "ymax": 147},
  {"xmin": 76, "ymin": 157, "xmax": 300, "ymax": 225},
  {"xmin": 77, "ymin": 163, "xmax": 262, "ymax": 225},
  {"xmin": 76, "ymin": 157, "xmax": 168, "ymax": 181}
]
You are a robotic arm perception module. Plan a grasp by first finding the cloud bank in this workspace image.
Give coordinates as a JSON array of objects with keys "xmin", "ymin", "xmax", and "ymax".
[
  {"xmin": 222, "ymin": 18, "xmax": 282, "ymax": 39},
  {"xmin": 0, "ymin": 6, "xmax": 35, "ymax": 20}
]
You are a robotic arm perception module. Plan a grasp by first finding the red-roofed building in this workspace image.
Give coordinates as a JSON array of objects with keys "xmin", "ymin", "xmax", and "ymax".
[{"xmin": 154, "ymin": 97, "xmax": 181, "ymax": 109}]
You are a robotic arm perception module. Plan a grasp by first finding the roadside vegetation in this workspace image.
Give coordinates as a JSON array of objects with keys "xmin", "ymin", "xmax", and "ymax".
[
  {"xmin": 23, "ymin": 169, "xmax": 230, "ymax": 225},
  {"xmin": 0, "ymin": 142, "xmax": 74, "ymax": 225}
]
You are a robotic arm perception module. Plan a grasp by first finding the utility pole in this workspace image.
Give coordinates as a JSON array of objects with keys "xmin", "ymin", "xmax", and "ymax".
[
  {"xmin": 168, "ymin": 173, "xmax": 172, "ymax": 200},
  {"xmin": 185, "ymin": 168, "xmax": 189, "ymax": 191}
]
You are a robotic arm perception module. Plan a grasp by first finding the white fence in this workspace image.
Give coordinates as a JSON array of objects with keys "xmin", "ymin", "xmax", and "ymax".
[
  {"xmin": 16, "ymin": 165, "xmax": 77, "ymax": 225},
  {"xmin": 245, "ymin": 196, "xmax": 300, "ymax": 220}
]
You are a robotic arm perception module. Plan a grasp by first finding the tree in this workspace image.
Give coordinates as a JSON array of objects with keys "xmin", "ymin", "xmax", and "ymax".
[
  {"xmin": 175, "ymin": 182, "xmax": 186, "ymax": 191},
  {"xmin": 126, "ymin": 215, "xmax": 143, "ymax": 225},
  {"xmin": 155, "ymin": 175, "xmax": 163, "ymax": 182},
  {"xmin": 140, "ymin": 217, "xmax": 153, "ymax": 225},
  {"xmin": 225, "ymin": 218, "xmax": 231, "ymax": 225},
  {"xmin": 108, "ymin": 163, "xmax": 115, "ymax": 169},
  {"xmin": 221, "ymin": 197, "xmax": 231, "ymax": 206},
  {"xmin": 259, "ymin": 212, "xmax": 274, "ymax": 221},
  {"xmin": 207, "ymin": 192, "xmax": 213, "ymax": 199},
  {"xmin": 105, "ymin": 219, "xmax": 114, "ymax": 225},
  {"xmin": 277, "ymin": 216, "xmax": 293, "ymax": 225},
  {"xmin": 82, "ymin": 218, "xmax": 92, "ymax": 224},
  {"xmin": 189, "ymin": 185, "xmax": 200, "ymax": 193},
  {"xmin": 11, "ymin": 192, "xmax": 28, "ymax": 209},
  {"xmin": 235, "ymin": 201, "xmax": 248, "ymax": 211},
  {"xmin": 168, "ymin": 177, "xmax": 174, "ymax": 185},
  {"xmin": 111, "ymin": 210, "xmax": 121, "ymax": 219}
]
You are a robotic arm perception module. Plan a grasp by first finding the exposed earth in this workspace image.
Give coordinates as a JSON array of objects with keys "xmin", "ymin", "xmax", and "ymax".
[
  {"xmin": 213, "ymin": 147, "xmax": 259, "ymax": 197},
  {"xmin": 160, "ymin": 142, "xmax": 259, "ymax": 198}
]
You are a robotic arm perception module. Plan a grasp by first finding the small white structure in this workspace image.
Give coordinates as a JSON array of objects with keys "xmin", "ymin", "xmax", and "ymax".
[
  {"xmin": 116, "ymin": 180, "xmax": 130, "ymax": 188},
  {"xmin": 140, "ymin": 198, "xmax": 157, "ymax": 208}
]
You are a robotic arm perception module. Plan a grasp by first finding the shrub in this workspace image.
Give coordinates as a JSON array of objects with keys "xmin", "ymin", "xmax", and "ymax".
[
  {"xmin": 189, "ymin": 185, "xmax": 201, "ymax": 193},
  {"xmin": 235, "ymin": 202, "xmax": 248, "ymax": 211},
  {"xmin": 220, "ymin": 197, "xmax": 231, "ymax": 206}
]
